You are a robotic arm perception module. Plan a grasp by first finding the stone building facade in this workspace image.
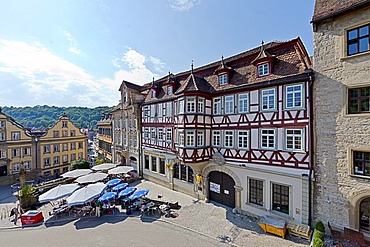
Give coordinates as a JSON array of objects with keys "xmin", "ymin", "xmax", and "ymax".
[{"xmin": 312, "ymin": 0, "xmax": 370, "ymax": 235}]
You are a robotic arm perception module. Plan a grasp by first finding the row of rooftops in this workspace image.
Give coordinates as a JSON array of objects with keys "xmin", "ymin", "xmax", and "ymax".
[{"xmin": 119, "ymin": 37, "xmax": 312, "ymax": 105}]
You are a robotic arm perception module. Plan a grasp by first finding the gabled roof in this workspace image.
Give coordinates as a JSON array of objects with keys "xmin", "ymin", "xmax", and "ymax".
[
  {"xmin": 119, "ymin": 80, "xmax": 143, "ymax": 92},
  {"xmin": 312, "ymin": 0, "xmax": 370, "ymax": 23},
  {"xmin": 176, "ymin": 74, "xmax": 214, "ymax": 94}
]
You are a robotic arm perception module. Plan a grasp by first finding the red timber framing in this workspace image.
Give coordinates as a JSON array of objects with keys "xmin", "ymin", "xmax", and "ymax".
[{"xmin": 140, "ymin": 37, "xmax": 313, "ymax": 170}]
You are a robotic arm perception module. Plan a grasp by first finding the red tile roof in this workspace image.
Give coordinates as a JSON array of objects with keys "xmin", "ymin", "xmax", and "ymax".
[{"xmin": 312, "ymin": 0, "xmax": 370, "ymax": 23}]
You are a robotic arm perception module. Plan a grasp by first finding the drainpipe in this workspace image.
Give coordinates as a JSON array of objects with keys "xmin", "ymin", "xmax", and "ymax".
[
  {"xmin": 138, "ymin": 103, "xmax": 143, "ymax": 177},
  {"xmin": 308, "ymin": 71, "xmax": 315, "ymax": 227}
]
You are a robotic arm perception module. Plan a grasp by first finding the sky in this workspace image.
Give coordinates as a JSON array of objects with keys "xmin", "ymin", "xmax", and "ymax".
[{"xmin": 0, "ymin": 0, "xmax": 315, "ymax": 108}]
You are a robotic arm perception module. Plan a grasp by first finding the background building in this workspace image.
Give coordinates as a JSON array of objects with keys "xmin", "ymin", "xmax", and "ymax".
[
  {"xmin": 97, "ymin": 109, "xmax": 113, "ymax": 163},
  {"xmin": 312, "ymin": 0, "xmax": 370, "ymax": 235},
  {"xmin": 0, "ymin": 109, "xmax": 88, "ymax": 184}
]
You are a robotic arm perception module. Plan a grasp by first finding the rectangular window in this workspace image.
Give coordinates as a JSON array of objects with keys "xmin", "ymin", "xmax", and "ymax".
[
  {"xmin": 54, "ymin": 156, "xmax": 60, "ymax": 165},
  {"xmin": 144, "ymin": 155, "xmax": 150, "ymax": 170},
  {"xmin": 159, "ymin": 158, "xmax": 165, "ymax": 175},
  {"xmin": 158, "ymin": 128, "xmax": 164, "ymax": 141},
  {"xmin": 347, "ymin": 24, "xmax": 370, "ymax": 56},
  {"xmin": 212, "ymin": 130, "xmax": 221, "ymax": 146},
  {"xmin": 78, "ymin": 142, "xmax": 83, "ymax": 149},
  {"xmin": 348, "ymin": 86, "xmax": 370, "ymax": 114},
  {"xmin": 197, "ymin": 130, "xmax": 204, "ymax": 147},
  {"xmin": 144, "ymin": 128, "xmax": 149, "ymax": 140},
  {"xmin": 62, "ymin": 121, "xmax": 68, "ymax": 128},
  {"xmin": 12, "ymin": 163, "xmax": 20, "ymax": 173},
  {"xmin": 71, "ymin": 142, "xmax": 76, "ymax": 150},
  {"xmin": 186, "ymin": 97, "xmax": 196, "ymax": 113},
  {"xmin": 151, "ymin": 156, "xmax": 157, "ymax": 172},
  {"xmin": 249, "ymin": 179, "xmax": 263, "ymax": 206},
  {"xmin": 63, "ymin": 143, "xmax": 68, "ymax": 151},
  {"xmin": 44, "ymin": 145, "xmax": 50, "ymax": 154},
  {"xmin": 178, "ymin": 99, "xmax": 184, "ymax": 114},
  {"xmin": 258, "ymin": 63, "xmax": 270, "ymax": 76},
  {"xmin": 151, "ymin": 128, "xmax": 156, "ymax": 140},
  {"xmin": 224, "ymin": 130, "xmax": 233, "ymax": 148},
  {"xmin": 261, "ymin": 129, "xmax": 275, "ymax": 149},
  {"xmin": 62, "ymin": 155, "xmax": 68, "ymax": 163},
  {"xmin": 272, "ymin": 184, "xmax": 289, "ymax": 214},
  {"xmin": 144, "ymin": 106, "xmax": 150, "ymax": 118},
  {"xmin": 198, "ymin": 97, "xmax": 205, "ymax": 113},
  {"xmin": 353, "ymin": 151, "xmax": 370, "ymax": 176},
  {"xmin": 158, "ymin": 103, "xmax": 163, "ymax": 117},
  {"xmin": 44, "ymin": 158, "xmax": 51, "ymax": 166},
  {"xmin": 286, "ymin": 84, "xmax": 303, "ymax": 109},
  {"xmin": 23, "ymin": 161, "xmax": 30, "ymax": 170},
  {"xmin": 53, "ymin": 131, "xmax": 59, "ymax": 138},
  {"xmin": 71, "ymin": 154, "xmax": 76, "ymax": 161},
  {"xmin": 219, "ymin": 73, "xmax": 228, "ymax": 86},
  {"xmin": 0, "ymin": 149, "xmax": 6, "ymax": 158},
  {"xmin": 151, "ymin": 89, "xmax": 156, "ymax": 98},
  {"xmin": 24, "ymin": 147, "xmax": 31, "ymax": 156},
  {"xmin": 261, "ymin": 88, "xmax": 276, "ymax": 111},
  {"xmin": 62, "ymin": 130, "xmax": 68, "ymax": 137},
  {"xmin": 11, "ymin": 132, "xmax": 20, "ymax": 140},
  {"xmin": 238, "ymin": 93, "xmax": 249, "ymax": 113},
  {"xmin": 0, "ymin": 120, "xmax": 4, "ymax": 128},
  {"xmin": 12, "ymin": 148, "xmax": 20, "ymax": 157},
  {"xmin": 166, "ymin": 128, "xmax": 172, "ymax": 142},
  {"xmin": 238, "ymin": 131, "xmax": 249, "ymax": 149},
  {"xmin": 186, "ymin": 130, "xmax": 195, "ymax": 147},
  {"xmin": 53, "ymin": 144, "xmax": 60, "ymax": 153},
  {"xmin": 70, "ymin": 130, "xmax": 76, "ymax": 137},
  {"xmin": 178, "ymin": 130, "xmax": 184, "ymax": 146},
  {"xmin": 166, "ymin": 102, "xmax": 172, "ymax": 117},
  {"xmin": 224, "ymin": 95, "xmax": 234, "ymax": 114},
  {"xmin": 174, "ymin": 164, "xmax": 180, "ymax": 179},
  {"xmin": 0, "ymin": 132, "xmax": 5, "ymax": 141},
  {"xmin": 286, "ymin": 129, "xmax": 303, "ymax": 151},
  {"xmin": 213, "ymin": 98, "xmax": 222, "ymax": 115},
  {"xmin": 167, "ymin": 86, "xmax": 173, "ymax": 95}
]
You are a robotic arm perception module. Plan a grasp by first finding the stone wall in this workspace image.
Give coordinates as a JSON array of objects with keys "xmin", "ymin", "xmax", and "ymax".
[{"xmin": 313, "ymin": 6, "xmax": 370, "ymax": 230}]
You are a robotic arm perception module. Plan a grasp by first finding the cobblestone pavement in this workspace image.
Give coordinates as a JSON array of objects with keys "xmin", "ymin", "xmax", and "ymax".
[{"xmin": 0, "ymin": 180, "xmax": 310, "ymax": 247}]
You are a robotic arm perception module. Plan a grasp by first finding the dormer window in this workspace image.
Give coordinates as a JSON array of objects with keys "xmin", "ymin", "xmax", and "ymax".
[
  {"xmin": 167, "ymin": 86, "xmax": 173, "ymax": 95},
  {"xmin": 258, "ymin": 63, "xmax": 270, "ymax": 77},
  {"xmin": 151, "ymin": 89, "xmax": 156, "ymax": 98},
  {"xmin": 219, "ymin": 74, "xmax": 228, "ymax": 86}
]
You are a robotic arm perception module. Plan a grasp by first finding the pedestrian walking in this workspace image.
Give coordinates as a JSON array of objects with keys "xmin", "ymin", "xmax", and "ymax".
[
  {"xmin": 95, "ymin": 201, "xmax": 101, "ymax": 217},
  {"xmin": 13, "ymin": 203, "xmax": 19, "ymax": 225}
]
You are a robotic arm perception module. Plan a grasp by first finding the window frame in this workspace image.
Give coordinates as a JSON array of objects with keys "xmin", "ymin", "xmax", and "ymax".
[
  {"xmin": 238, "ymin": 93, "xmax": 249, "ymax": 113},
  {"xmin": 218, "ymin": 73, "xmax": 228, "ymax": 86},
  {"xmin": 257, "ymin": 63, "xmax": 270, "ymax": 77},
  {"xmin": 238, "ymin": 130, "xmax": 249, "ymax": 150},
  {"xmin": 348, "ymin": 86, "xmax": 370, "ymax": 114},
  {"xmin": 260, "ymin": 129, "xmax": 276, "ymax": 150},
  {"xmin": 285, "ymin": 84, "xmax": 304, "ymax": 109},
  {"xmin": 212, "ymin": 130, "xmax": 221, "ymax": 147},
  {"xmin": 347, "ymin": 23, "xmax": 370, "ymax": 56},
  {"xmin": 166, "ymin": 128, "xmax": 172, "ymax": 143},
  {"xmin": 186, "ymin": 130, "xmax": 195, "ymax": 147},
  {"xmin": 261, "ymin": 88, "xmax": 277, "ymax": 111},
  {"xmin": 224, "ymin": 95, "xmax": 234, "ymax": 114},
  {"xmin": 352, "ymin": 150, "xmax": 370, "ymax": 176},
  {"xmin": 249, "ymin": 178, "xmax": 264, "ymax": 206},
  {"xmin": 198, "ymin": 97, "xmax": 205, "ymax": 113},
  {"xmin": 213, "ymin": 97, "xmax": 222, "ymax": 115},
  {"xmin": 197, "ymin": 130, "xmax": 204, "ymax": 147},
  {"xmin": 285, "ymin": 129, "xmax": 304, "ymax": 151},
  {"xmin": 186, "ymin": 97, "xmax": 196, "ymax": 113},
  {"xmin": 167, "ymin": 86, "xmax": 173, "ymax": 95},
  {"xmin": 224, "ymin": 130, "xmax": 234, "ymax": 148},
  {"xmin": 158, "ymin": 128, "xmax": 164, "ymax": 141},
  {"xmin": 272, "ymin": 183, "xmax": 290, "ymax": 215}
]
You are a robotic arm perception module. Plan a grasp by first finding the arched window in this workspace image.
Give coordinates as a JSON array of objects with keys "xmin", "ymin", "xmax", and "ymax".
[{"xmin": 360, "ymin": 198, "xmax": 370, "ymax": 232}]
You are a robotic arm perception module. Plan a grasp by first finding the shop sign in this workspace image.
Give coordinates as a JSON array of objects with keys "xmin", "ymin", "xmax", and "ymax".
[{"xmin": 210, "ymin": 182, "xmax": 220, "ymax": 193}]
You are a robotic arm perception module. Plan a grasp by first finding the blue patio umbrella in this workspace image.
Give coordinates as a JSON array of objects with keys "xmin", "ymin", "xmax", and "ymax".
[
  {"xmin": 97, "ymin": 191, "xmax": 117, "ymax": 203},
  {"xmin": 118, "ymin": 187, "xmax": 137, "ymax": 198},
  {"xmin": 112, "ymin": 183, "xmax": 128, "ymax": 193},
  {"xmin": 128, "ymin": 189, "xmax": 149, "ymax": 201},
  {"xmin": 105, "ymin": 178, "xmax": 122, "ymax": 187}
]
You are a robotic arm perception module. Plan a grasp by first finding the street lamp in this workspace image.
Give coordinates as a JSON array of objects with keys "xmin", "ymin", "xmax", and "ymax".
[{"xmin": 34, "ymin": 137, "xmax": 39, "ymax": 182}]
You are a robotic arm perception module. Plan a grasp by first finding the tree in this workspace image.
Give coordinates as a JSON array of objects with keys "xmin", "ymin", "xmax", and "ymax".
[
  {"xmin": 95, "ymin": 158, "xmax": 104, "ymax": 165},
  {"xmin": 70, "ymin": 159, "xmax": 90, "ymax": 170}
]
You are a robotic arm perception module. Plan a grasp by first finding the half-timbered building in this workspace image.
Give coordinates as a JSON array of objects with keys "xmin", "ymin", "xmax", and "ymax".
[{"xmin": 140, "ymin": 38, "xmax": 313, "ymax": 224}]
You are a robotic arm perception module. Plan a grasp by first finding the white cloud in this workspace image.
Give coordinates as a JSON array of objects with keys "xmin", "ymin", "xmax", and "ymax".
[
  {"xmin": 0, "ymin": 40, "xmax": 164, "ymax": 107},
  {"xmin": 106, "ymin": 48, "xmax": 166, "ymax": 86},
  {"xmin": 63, "ymin": 31, "xmax": 82, "ymax": 55},
  {"xmin": 168, "ymin": 0, "xmax": 200, "ymax": 11}
]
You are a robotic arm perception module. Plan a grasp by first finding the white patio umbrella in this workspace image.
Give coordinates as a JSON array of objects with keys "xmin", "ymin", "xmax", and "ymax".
[
  {"xmin": 39, "ymin": 184, "xmax": 80, "ymax": 203},
  {"xmin": 61, "ymin": 169, "xmax": 92, "ymax": 178},
  {"xmin": 91, "ymin": 163, "xmax": 118, "ymax": 171},
  {"xmin": 75, "ymin": 172, "xmax": 108, "ymax": 184},
  {"xmin": 108, "ymin": 166, "xmax": 135, "ymax": 175},
  {"xmin": 67, "ymin": 183, "xmax": 107, "ymax": 207}
]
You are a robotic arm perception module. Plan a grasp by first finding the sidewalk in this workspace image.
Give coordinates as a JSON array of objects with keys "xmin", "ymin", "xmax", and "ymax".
[{"xmin": 0, "ymin": 180, "xmax": 309, "ymax": 246}]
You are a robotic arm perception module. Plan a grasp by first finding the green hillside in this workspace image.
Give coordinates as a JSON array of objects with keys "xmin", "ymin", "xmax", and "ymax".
[{"xmin": 1, "ymin": 105, "xmax": 110, "ymax": 130}]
